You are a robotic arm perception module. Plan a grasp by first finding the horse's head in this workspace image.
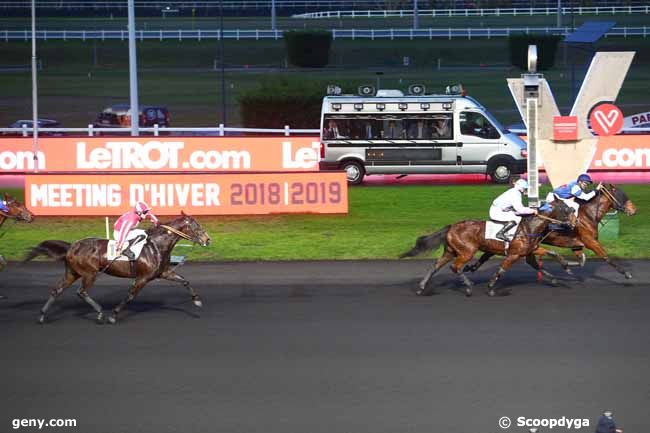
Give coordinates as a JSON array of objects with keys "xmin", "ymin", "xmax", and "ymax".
[
  {"xmin": 543, "ymin": 199, "xmax": 577, "ymax": 228},
  {"xmin": 600, "ymin": 184, "xmax": 637, "ymax": 216},
  {"xmin": 2, "ymin": 193, "xmax": 34, "ymax": 222},
  {"xmin": 169, "ymin": 211, "xmax": 211, "ymax": 247}
]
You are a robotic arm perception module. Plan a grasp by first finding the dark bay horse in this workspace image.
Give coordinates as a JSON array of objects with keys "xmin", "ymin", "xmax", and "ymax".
[
  {"xmin": 464, "ymin": 184, "xmax": 637, "ymax": 280},
  {"xmin": 400, "ymin": 200, "xmax": 575, "ymax": 297},
  {"xmin": 25, "ymin": 212, "xmax": 211, "ymax": 324},
  {"xmin": 1, "ymin": 193, "xmax": 35, "ymax": 273}
]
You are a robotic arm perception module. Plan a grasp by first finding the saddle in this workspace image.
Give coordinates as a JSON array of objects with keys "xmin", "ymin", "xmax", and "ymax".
[
  {"xmin": 107, "ymin": 230, "xmax": 148, "ymax": 262},
  {"xmin": 485, "ymin": 220, "xmax": 519, "ymax": 242}
]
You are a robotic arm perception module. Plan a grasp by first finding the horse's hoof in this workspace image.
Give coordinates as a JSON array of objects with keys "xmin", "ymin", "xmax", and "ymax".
[
  {"xmin": 96, "ymin": 313, "xmax": 106, "ymax": 324},
  {"xmin": 550, "ymin": 279, "xmax": 559, "ymax": 287},
  {"xmin": 565, "ymin": 268, "xmax": 574, "ymax": 276},
  {"xmin": 487, "ymin": 289, "xmax": 496, "ymax": 297},
  {"xmin": 464, "ymin": 288, "xmax": 473, "ymax": 297},
  {"xmin": 624, "ymin": 272, "xmax": 632, "ymax": 279},
  {"xmin": 193, "ymin": 299, "xmax": 203, "ymax": 308},
  {"xmin": 108, "ymin": 315, "xmax": 117, "ymax": 324},
  {"xmin": 38, "ymin": 315, "xmax": 46, "ymax": 324}
]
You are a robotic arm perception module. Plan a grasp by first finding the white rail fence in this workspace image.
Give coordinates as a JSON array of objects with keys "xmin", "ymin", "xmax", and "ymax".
[
  {"xmin": 2, "ymin": 125, "xmax": 649, "ymax": 137},
  {"xmin": 2, "ymin": 26, "xmax": 649, "ymax": 41},
  {"xmin": 293, "ymin": 5, "xmax": 650, "ymax": 19}
]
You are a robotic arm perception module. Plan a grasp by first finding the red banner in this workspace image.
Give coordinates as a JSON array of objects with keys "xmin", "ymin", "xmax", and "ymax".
[
  {"xmin": 25, "ymin": 172, "xmax": 348, "ymax": 216},
  {"xmin": 0, "ymin": 136, "xmax": 321, "ymax": 173},
  {"xmin": 553, "ymin": 116, "xmax": 578, "ymax": 141}
]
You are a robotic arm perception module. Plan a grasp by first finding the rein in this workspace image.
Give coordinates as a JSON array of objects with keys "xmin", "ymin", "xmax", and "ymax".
[
  {"xmin": 160, "ymin": 224, "xmax": 194, "ymax": 242},
  {"xmin": 535, "ymin": 213, "xmax": 567, "ymax": 226},
  {"xmin": 600, "ymin": 184, "xmax": 623, "ymax": 210}
]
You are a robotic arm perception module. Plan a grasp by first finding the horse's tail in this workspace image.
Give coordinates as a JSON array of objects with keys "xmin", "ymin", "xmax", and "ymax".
[
  {"xmin": 399, "ymin": 226, "xmax": 450, "ymax": 258},
  {"xmin": 24, "ymin": 240, "xmax": 71, "ymax": 262}
]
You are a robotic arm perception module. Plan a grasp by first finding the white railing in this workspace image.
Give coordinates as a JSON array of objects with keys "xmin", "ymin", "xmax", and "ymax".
[
  {"xmin": 293, "ymin": 5, "xmax": 650, "ymax": 19},
  {"xmin": 0, "ymin": 124, "xmax": 320, "ymax": 136},
  {"xmin": 0, "ymin": 0, "xmax": 380, "ymax": 8},
  {"xmin": 2, "ymin": 125, "xmax": 649, "ymax": 137},
  {"xmin": 2, "ymin": 26, "xmax": 649, "ymax": 41}
]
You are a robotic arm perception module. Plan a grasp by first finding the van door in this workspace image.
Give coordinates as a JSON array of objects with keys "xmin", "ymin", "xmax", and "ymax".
[{"xmin": 458, "ymin": 111, "xmax": 502, "ymax": 174}]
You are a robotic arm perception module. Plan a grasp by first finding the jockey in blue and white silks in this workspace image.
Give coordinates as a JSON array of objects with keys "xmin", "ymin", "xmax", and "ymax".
[
  {"xmin": 546, "ymin": 173, "xmax": 597, "ymax": 215},
  {"xmin": 0, "ymin": 199, "xmax": 9, "ymax": 214},
  {"xmin": 489, "ymin": 179, "xmax": 538, "ymax": 242}
]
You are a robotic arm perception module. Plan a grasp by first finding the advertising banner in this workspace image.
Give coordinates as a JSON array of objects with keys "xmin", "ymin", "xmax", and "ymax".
[
  {"xmin": 0, "ymin": 136, "xmax": 321, "ymax": 173},
  {"xmin": 25, "ymin": 172, "xmax": 348, "ymax": 216}
]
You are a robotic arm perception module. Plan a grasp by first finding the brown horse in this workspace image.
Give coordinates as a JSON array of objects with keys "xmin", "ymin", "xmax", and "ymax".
[
  {"xmin": 464, "ymin": 184, "xmax": 637, "ymax": 280},
  {"xmin": 25, "ymin": 212, "xmax": 211, "ymax": 324},
  {"xmin": 1, "ymin": 192, "xmax": 35, "ymax": 274},
  {"xmin": 400, "ymin": 200, "xmax": 576, "ymax": 297}
]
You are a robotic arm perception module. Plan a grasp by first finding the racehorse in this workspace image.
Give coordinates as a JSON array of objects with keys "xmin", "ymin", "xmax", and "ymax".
[
  {"xmin": 463, "ymin": 184, "xmax": 637, "ymax": 280},
  {"xmin": 25, "ymin": 212, "xmax": 211, "ymax": 324},
  {"xmin": 400, "ymin": 200, "xmax": 576, "ymax": 297},
  {"xmin": 0, "ymin": 193, "xmax": 34, "ymax": 274}
]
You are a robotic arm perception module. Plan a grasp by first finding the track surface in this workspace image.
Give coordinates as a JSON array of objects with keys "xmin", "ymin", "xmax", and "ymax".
[{"xmin": 1, "ymin": 260, "xmax": 649, "ymax": 433}]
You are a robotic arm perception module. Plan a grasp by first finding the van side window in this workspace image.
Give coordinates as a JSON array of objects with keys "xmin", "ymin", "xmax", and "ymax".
[{"xmin": 460, "ymin": 112, "xmax": 500, "ymax": 139}]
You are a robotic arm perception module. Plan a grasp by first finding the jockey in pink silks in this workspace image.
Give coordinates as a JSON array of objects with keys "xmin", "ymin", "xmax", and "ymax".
[{"xmin": 113, "ymin": 201, "xmax": 159, "ymax": 260}]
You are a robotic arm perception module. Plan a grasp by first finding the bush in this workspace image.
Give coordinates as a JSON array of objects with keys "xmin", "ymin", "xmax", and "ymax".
[
  {"xmin": 283, "ymin": 30, "xmax": 332, "ymax": 68},
  {"xmin": 239, "ymin": 78, "xmax": 327, "ymax": 128},
  {"xmin": 508, "ymin": 34, "xmax": 562, "ymax": 71}
]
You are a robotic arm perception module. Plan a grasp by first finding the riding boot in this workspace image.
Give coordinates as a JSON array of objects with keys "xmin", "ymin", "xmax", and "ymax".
[
  {"xmin": 496, "ymin": 221, "xmax": 516, "ymax": 242},
  {"xmin": 122, "ymin": 247, "xmax": 135, "ymax": 261}
]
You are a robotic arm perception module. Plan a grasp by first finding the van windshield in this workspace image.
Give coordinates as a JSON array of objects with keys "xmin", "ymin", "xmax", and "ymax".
[{"xmin": 322, "ymin": 113, "xmax": 453, "ymax": 141}]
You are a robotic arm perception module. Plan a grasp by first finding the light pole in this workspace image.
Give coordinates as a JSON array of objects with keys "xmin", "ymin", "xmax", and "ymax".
[
  {"xmin": 524, "ymin": 45, "xmax": 540, "ymax": 207},
  {"xmin": 219, "ymin": 0, "xmax": 226, "ymax": 126},
  {"xmin": 127, "ymin": 0, "xmax": 139, "ymax": 136},
  {"xmin": 31, "ymin": 0, "xmax": 39, "ymax": 170}
]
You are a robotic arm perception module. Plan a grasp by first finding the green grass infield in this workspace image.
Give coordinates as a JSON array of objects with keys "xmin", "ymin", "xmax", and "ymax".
[{"xmin": 2, "ymin": 183, "xmax": 648, "ymax": 261}]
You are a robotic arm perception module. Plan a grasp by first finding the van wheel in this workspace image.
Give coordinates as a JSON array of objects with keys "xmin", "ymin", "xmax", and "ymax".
[
  {"xmin": 342, "ymin": 161, "xmax": 365, "ymax": 185},
  {"xmin": 489, "ymin": 161, "xmax": 512, "ymax": 184}
]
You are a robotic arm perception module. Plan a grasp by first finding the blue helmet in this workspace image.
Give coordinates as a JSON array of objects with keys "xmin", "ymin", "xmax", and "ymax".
[{"xmin": 577, "ymin": 173, "xmax": 592, "ymax": 184}]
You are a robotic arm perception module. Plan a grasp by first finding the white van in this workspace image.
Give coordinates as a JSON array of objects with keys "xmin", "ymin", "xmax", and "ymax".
[{"xmin": 318, "ymin": 85, "xmax": 527, "ymax": 184}]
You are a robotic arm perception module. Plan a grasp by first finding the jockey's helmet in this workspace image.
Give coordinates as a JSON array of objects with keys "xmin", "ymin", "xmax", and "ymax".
[
  {"xmin": 577, "ymin": 173, "xmax": 593, "ymax": 184},
  {"xmin": 514, "ymin": 179, "xmax": 529, "ymax": 191},
  {"xmin": 134, "ymin": 201, "xmax": 151, "ymax": 216}
]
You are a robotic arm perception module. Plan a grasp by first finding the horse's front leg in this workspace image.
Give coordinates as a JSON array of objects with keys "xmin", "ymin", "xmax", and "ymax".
[
  {"xmin": 525, "ymin": 254, "xmax": 559, "ymax": 286},
  {"xmin": 109, "ymin": 277, "xmax": 150, "ymax": 324},
  {"xmin": 581, "ymin": 237, "xmax": 632, "ymax": 280},
  {"xmin": 160, "ymin": 269, "xmax": 203, "ymax": 307},
  {"xmin": 462, "ymin": 252, "xmax": 493, "ymax": 273},
  {"xmin": 487, "ymin": 255, "xmax": 520, "ymax": 297}
]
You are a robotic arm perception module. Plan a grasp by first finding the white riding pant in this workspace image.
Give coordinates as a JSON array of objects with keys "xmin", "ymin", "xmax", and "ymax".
[
  {"xmin": 545, "ymin": 193, "xmax": 580, "ymax": 215},
  {"xmin": 489, "ymin": 206, "xmax": 521, "ymax": 224}
]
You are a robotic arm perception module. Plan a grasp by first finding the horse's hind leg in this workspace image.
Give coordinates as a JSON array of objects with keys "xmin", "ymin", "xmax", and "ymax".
[
  {"xmin": 109, "ymin": 278, "xmax": 148, "ymax": 324},
  {"xmin": 39, "ymin": 267, "xmax": 79, "ymax": 324},
  {"xmin": 417, "ymin": 250, "xmax": 454, "ymax": 296},
  {"xmin": 462, "ymin": 252, "xmax": 493, "ymax": 273},
  {"xmin": 77, "ymin": 274, "xmax": 105, "ymax": 324},
  {"xmin": 451, "ymin": 256, "xmax": 476, "ymax": 297},
  {"xmin": 160, "ymin": 269, "xmax": 203, "ymax": 307}
]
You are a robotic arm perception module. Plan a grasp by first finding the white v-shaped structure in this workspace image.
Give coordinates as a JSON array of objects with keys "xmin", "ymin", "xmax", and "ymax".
[{"xmin": 508, "ymin": 51, "xmax": 635, "ymax": 188}]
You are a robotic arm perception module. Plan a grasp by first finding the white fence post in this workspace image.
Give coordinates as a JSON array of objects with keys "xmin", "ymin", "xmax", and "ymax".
[
  {"xmin": 88, "ymin": 124, "xmax": 94, "ymax": 137},
  {"xmin": 284, "ymin": 125, "xmax": 290, "ymax": 136},
  {"xmin": 154, "ymin": 124, "xmax": 159, "ymax": 137},
  {"xmin": 219, "ymin": 124, "xmax": 224, "ymax": 136}
]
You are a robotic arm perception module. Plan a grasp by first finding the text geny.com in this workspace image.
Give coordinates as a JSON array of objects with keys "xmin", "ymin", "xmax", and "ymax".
[{"xmin": 12, "ymin": 418, "xmax": 77, "ymax": 430}]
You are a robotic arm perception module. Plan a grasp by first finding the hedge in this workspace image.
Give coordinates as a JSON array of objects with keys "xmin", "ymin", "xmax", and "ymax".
[{"xmin": 283, "ymin": 30, "xmax": 332, "ymax": 68}]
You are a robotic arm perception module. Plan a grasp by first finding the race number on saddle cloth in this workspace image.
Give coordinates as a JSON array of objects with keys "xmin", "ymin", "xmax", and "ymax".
[
  {"xmin": 545, "ymin": 173, "xmax": 596, "ymax": 215},
  {"xmin": 487, "ymin": 179, "xmax": 537, "ymax": 242},
  {"xmin": 111, "ymin": 201, "xmax": 159, "ymax": 260}
]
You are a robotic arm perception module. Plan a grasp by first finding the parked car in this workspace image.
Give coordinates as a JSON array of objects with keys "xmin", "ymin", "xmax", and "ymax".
[
  {"xmin": 2, "ymin": 119, "xmax": 62, "ymax": 136},
  {"xmin": 93, "ymin": 104, "xmax": 171, "ymax": 129}
]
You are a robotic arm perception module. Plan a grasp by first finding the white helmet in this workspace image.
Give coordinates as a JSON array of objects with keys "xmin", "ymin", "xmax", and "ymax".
[{"xmin": 514, "ymin": 179, "xmax": 529, "ymax": 191}]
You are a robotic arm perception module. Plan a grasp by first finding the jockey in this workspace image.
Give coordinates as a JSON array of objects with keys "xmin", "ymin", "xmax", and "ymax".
[
  {"xmin": 547, "ymin": 173, "xmax": 598, "ymax": 215},
  {"xmin": 113, "ymin": 201, "xmax": 159, "ymax": 260},
  {"xmin": 0, "ymin": 199, "xmax": 9, "ymax": 215},
  {"xmin": 489, "ymin": 179, "xmax": 538, "ymax": 242}
]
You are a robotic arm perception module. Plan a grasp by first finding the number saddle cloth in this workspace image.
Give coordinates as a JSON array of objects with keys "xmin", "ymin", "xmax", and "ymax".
[
  {"xmin": 484, "ymin": 220, "xmax": 519, "ymax": 242},
  {"xmin": 107, "ymin": 229, "xmax": 148, "ymax": 261}
]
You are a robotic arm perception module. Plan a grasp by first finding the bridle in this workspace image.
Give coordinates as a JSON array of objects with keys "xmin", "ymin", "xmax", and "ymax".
[{"xmin": 599, "ymin": 184, "xmax": 625, "ymax": 212}]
